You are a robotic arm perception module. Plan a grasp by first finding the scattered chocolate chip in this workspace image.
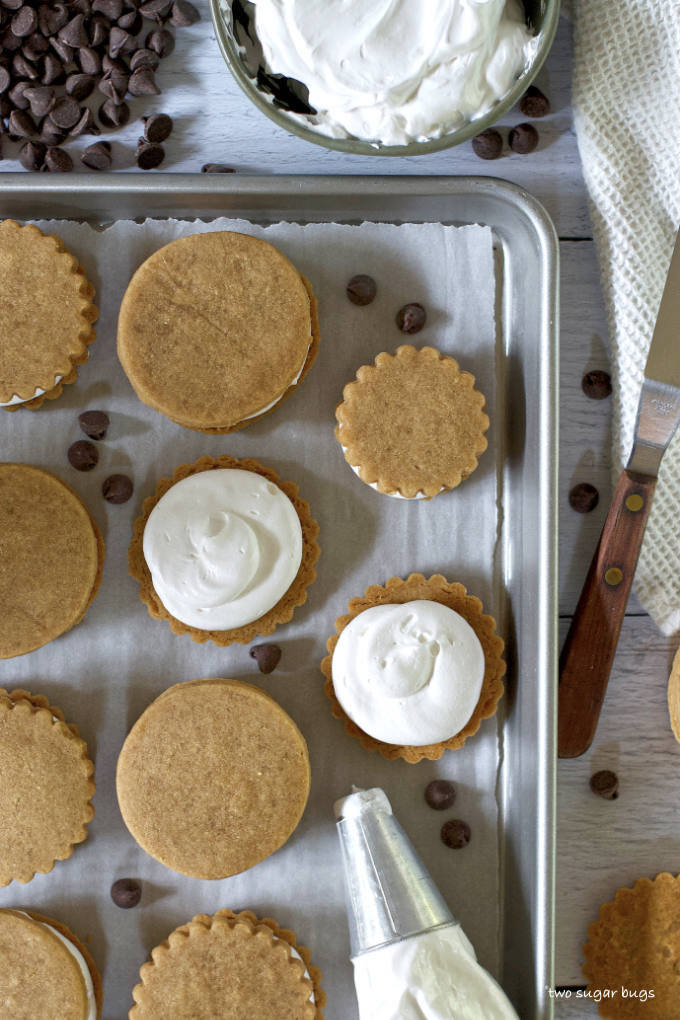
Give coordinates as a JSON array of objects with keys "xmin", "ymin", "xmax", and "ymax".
[
  {"xmin": 569, "ymin": 482, "xmax": 599, "ymax": 513},
  {"xmin": 12, "ymin": 52, "xmax": 39, "ymax": 80},
  {"xmin": 582, "ymin": 369, "xmax": 612, "ymax": 400},
  {"xmin": 98, "ymin": 67, "xmax": 128, "ymax": 103},
  {"xmin": 81, "ymin": 139, "xmax": 111, "ymax": 168},
  {"xmin": 78, "ymin": 46, "xmax": 101, "ymax": 76},
  {"xmin": 8, "ymin": 80, "xmax": 30, "ymax": 109},
  {"xmin": 129, "ymin": 47, "xmax": 159, "ymax": 71},
  {"xmin": 519, "ymin": 85, "xmax": 551, "ymax": 119},
  {"xmin": 102, "ymin": 472, "xmax": 133, "ymax": 503},
  {"xmin": 509, "ymin": 122, "xmax": 539, "ymax": 155},
  {"xmin": 590, "ymin": 770, "xmax": 618, "ymax": 800},
  {"xmin": 170, "ymin": 0, "xmax": 199, "ymax": 26},
  {"xmin": 143, "ymin": 111, "xmax": 172, "ymax": 142},
  {"xmin": 49, "ymin": 36, "xmax": 74, "ymax": 65},
  {"xmin": 1, "ymin": 0, "xmax": 24, "ymax": 11},
  {"xmin": 65, "ymin": 72, "xmax": 96, "ymax": 101},
  {"xmin": 200, "ymin": 163, "xmax": 235, "ymax": 173},
  {"xmin": 49, "ymin": 96, "xmax": 81, "ymax": 129},
  {"xmin": 8, "ymin": 109, "xmax": 36, "ymax": 139},
  {"xmin": 424, "ymin": 779, "xmax": 456, "ymax": 811},
  {"xmin": 92, "ymin": 0, "xmax": 123, "ymax": 18},
  {"xmin": 136, "ymin": 139, "xmax": 164, "ymax": 168},
  {"xmin": 110, "ymin": 877, "xmax": 142, "ymax": 908},
  {"xmin": 68, "ymin": 439, "xmax": 99, "ymax": 471},
  {"xmin": 71, "ymin": 105, "xmax": 99, "ymax": 136},
  {"xmin": 43, "ymin": 145, "xmax": 73, "ymax": 171},
  {"xmin": 0, "ymin": 26, "xmax": 22, "ymax": 53},
  {"xmin": 11, "ymin": 5, "xmax": 38, "ymax": 38},
  {"xmin": 146, "ymin": 27, "xmax": 173, "ymax": 57},
  {"xmin": 471, "ymin": 128, "xmax": 503, "ymax": 160},
  {"xmin": 109, "ymin": 25, "xmax": 134, "ymax": 56},
  {"xmin": 0, "ymin": 66, "xmax": 11, "ymax": 95},
  {"xmin": 24, "ymin": 85, "xmax": 56, "ymax": 118},
  {"xmin": 18, "ymin": 138, "xmax": 44, "ymax": 170},
  {"xmin": 249, "ymin": 643, "xmax": 282, "ymax": 674},
  {"xmin": 140, "ymin": 0, "xmax": 172, "ymax": 20},
  {"xmin": 58, "ymin": 12, "xmax": 89, "ymax": 49},
  {"xmin": 23, "ymin": 32, "xmax": 49, "ymax": 61},
  {"xmin": 396, "ymin": 302, "xmax": 426, "ymax": 334},
  {"xmin": 88, "ymin": 13, "xmax": 108, "ymax": 47},
  {"xmin": 98, "ymin": 98, "xmax": 129, "ymax": 127},
  {"xmin": 118, "ymin": 9, "xmax": 142, "ymax": 33},
  {"xmin": 78, "ymin": 410, "xmax": 110, "ymax": 440},
  {"xmin": 346, "ymin": 274, "xmax": 377, "ymax": 306},
  {"xmin": 129, "ymin": 65, "xmax": 160, "ymax": 96},
  {"xmin": 40, "ymin": 120, "xmax": 66, "ymax": 145},
  {"xmin": 441, "ymin": 819, "xmax": 471, "ymax": 849}
]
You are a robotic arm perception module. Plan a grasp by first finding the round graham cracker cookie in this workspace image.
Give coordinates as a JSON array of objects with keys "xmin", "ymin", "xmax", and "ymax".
[
  {"xmin": 321, "ymin": 574, "xmax": 505, "ymax": 763},
  {"xmin": 116, "ymin": 679, "xmax": 311, "ymax": 879},
  {"xmin": 0, "ymin": 220, "xmax": 98, "ymax": 411},
  {"xmin": 117, "ymin": 231, "xmax": 320, "ymax": 432},
  {"xmin": 130, "ymin": 909, "xmax": 325, "ymax": 1019},
  {"xmin": 0, "ymin": 463, "xmax": 104, "ymax": 659},
  {"xmin": 0, "ymin": 908, "xmax": 102, "ymax": 1019},
  {"xmin": 0, "ymin": 690, "xmax": 95, "ymax": 886},
  {"xmin": 335, "ymin": 345, "xmax": 489, "ymax": 499},
  {"xmin": 128, "ymin": 455, "xmax": 319, "ymax": 646},
  {"xmin": 583, "ymin": 873, "xmax": 680, "ymax": 1018}
]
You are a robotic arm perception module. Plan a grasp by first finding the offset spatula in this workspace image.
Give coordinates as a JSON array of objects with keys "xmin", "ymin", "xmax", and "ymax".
[{"xmin": 559, "ymin": 230, "xmax": 680, "ymax": 758}]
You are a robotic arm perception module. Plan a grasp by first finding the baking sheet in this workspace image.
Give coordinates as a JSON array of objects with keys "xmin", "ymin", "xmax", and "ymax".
[{"xmin": 0, "ymin": 214, "xmax": 505, "ymax": 1019}]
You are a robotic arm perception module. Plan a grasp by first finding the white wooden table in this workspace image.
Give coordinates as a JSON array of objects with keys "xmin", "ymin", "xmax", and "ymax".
[{"xmin": 4, "ymin": 6, "xmax": 671, "ymax": 1016}]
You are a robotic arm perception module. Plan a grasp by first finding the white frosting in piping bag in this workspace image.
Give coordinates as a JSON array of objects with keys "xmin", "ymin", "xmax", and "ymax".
[
  {"xmin": 250, "ymin": 0, "xmax": 537, "ymax": 146},
  {"xmin": 143, "ymin": 469, "xmax": 303, "ymax": 630},
  {"xmin": 332, "ymin": 600, "xmax": 484, "ymax": 744}
]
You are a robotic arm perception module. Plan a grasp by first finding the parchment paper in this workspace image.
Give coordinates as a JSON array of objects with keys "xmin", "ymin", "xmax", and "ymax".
[{"xmin": 0, "ymin": 216, "xmax": 501, "ymax": 1019}]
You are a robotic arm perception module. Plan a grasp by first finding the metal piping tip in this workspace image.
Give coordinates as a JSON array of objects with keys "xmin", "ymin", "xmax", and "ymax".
[{"xmin": 335, "ymin": 787, "xmax": 455, "ymax": 957}]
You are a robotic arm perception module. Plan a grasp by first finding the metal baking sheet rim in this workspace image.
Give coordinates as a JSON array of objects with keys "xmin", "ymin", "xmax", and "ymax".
[{"xmin": 0, "ymin": 174, "xmax": 559, "ymax": 1020}]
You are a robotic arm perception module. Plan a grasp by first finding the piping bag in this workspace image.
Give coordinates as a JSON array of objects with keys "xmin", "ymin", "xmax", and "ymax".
[{"xmin": 334, "ymin": 787, "xmax": 519, "ymax": 1020}]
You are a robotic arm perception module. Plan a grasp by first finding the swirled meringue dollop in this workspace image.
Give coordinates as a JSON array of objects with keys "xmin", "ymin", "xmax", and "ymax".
[
  {"xmin": 250, "ymin": 0, "xmax": 537, "ymax": 146},
  {"xmin": 332, "ymin": 600, "xmax": 485, "ymax": 745},
  {"xmin": 143, "ymin": 469, "xmax": 303, "ymax": 630}
]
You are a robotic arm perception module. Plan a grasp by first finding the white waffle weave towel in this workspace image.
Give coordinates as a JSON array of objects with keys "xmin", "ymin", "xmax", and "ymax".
[{"xmin": 572, "ymin": 0, "xmax": 680, "ymax": 633}]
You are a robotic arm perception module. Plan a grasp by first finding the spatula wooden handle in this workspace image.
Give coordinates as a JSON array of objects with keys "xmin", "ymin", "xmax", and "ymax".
[{"xmin": 558, "ymin": 469, "xmax": 657, "ymax": 758}]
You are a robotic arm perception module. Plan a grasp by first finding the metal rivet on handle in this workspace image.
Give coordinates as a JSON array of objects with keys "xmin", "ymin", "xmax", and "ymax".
[
  {"xmin": 626, "ymin": 493, "xmax": 644, "ymax": 512},
  {"xmin": 604, "ymin": 567, "xmax": 623, "ymax": 587}
]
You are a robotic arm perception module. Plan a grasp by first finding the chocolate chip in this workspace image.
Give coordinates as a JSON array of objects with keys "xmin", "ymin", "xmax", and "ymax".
[
  {"xmin": 98, "ymin": 67, "xmax": 128, "ymax": 103},
  {"xmin": 39, "ymin": 4, "xmax": 68, "ymax": 36},
  {"xmin": 509, "ymin": 123, "xmax": 539, "ymax": 155},
  {"xmin": 441, "ymin": 819, "xmax": 471, "ymax": 849},
  {"xmin": 12, "ymin": 52, "xmax": 39, "ymax": 80},
  {"xmin": 145, "ymin": 27, "xmax": 173, "ymax": 56},
  {"xmin": 471, "ymin": 128, "xmax": 503, "ymax": 160},
  {"xmin": 11, "ymin": 5, "xmax": 38, "ymax": 38},
  {"xmin": 118, "ymin": 9, "xmax": 142, "ymax": 33},
  {"xmin": 582, "ymin": 369, "xmax": 612, "ymax": 400},
  {"xmin": 98, "ymin": 98, "xmax": 129, "ymax": 127},
  {"xmin": 102, "ymin": 472, "xmax": 133, "ymax": 503},
  {"xmin": 79, "ymin": 410, "xmax": 110, "ymax": 440},
  {"xmin": 140, "ymin": 0, "xmax": 172, "ymax": 20},
  {"xmin": 68, "ymin": 439, "xmax": 99, "ymax": 471},
  {"xmin": 129, "ymin": 47, "xmax": 159, "ymax": 71},
  {"xmin": 519, "ymin": 85, "xmax": 551, "ymax": 119},
  {"xmin": 129, "ymin": 65, "xmax": 160, "ymax": 95},
  {"xmin": 170, "ymin": 0, "xmax": 199, "ymax": 26},
  {"xmin": 42, "ymin": 53, "xmax": 65, "ymax": 86},
  {"xmin": 18, "ymin": 139, "xmax": 44, "ymax": 170},
  {"xmin": 92, "ymin": 0, "xmax": 123, "ymax": 18},
  {"xmin": 396, "ymin": 302, "xmax": 426, "ymax": 334},
  {"xmin": 0, "ymin": 66, "xmax": 8, "ymax": 94},
  {"xmin": 78, "ymin": 46, "xmax": 101, "ymax": 76},
  {"xmin": 1, "ymin": 0, "xmax": 23, "ymax": 11},
  {"xmin": 58, "ymin": 13, "xmax": 89, "ymax": 49},
  {"xmin": 40, "ymin": 120, "xmax": 66, "ymax": 145},
  {"xmin": 88, "ymin": 14, "xmax": 108, "ymax": 47},
  {"xmin": 81, "ymin": 139, "xmax": 111, "ymax": 168},
  {"xmin": 143, "ymin": 111, "xmax": 172, "ymax": 142},
  {"xmin": 8, "ymin": 109, "xmax": 37, "ymax": 139},
  {"xmin": 22, "ymin": 32, "xmax": 49, "ymax": 61},
  {"xmin": 110, "ymin": 877, "xmax": 142, "ymax": 908},
  {"xmin": 569, "ymin": 482, "xmax": 599, "ymax": 513},
  {"xmin": 346, "ymin": 274, "xmax": 376, "ymax": 306},
  {"xmin": 49, "ymin": 96, "xmax": 81, "ymax": 129},
  {"xmin": 109, "ymin": 26, "xmax": 134, "ymax": 56},
  {"xmin": 424, "ymin": 779, "xmax": 456, "ymax": 811},
  {"xmin": 49, "ymin": 37, "xmax": 74, "ymax": 65},
  {"xmin": 249, "ymin": 643, "xmax": 282, "ymax": 674},
  {"xmin": 8, "ymin": 80, "xmax": 30, "ymax": 109},
  {"xmin": 65, "ymin": 72, "xmax": 96, "ymax": 101},
  {"xmin": 200, "ymin": 163, "xmax": 235, "ymax": 173},
  {"xmin": 136, "ymin": 139, "xmax": 164, "ymax": 168},
  {"xmin": 43, "ymin": 145, "xmax": 73, "ymax": 171},
  {"xmin": 1, "ymin": 26, "xmax": 22, "ymax": 52},
  {"xmin": 24, "ymin": 85, "xmax": 55, "ymax": 118},
  {"xmin": 590, "ymin": 770, "xmax": 618, "ymax": 800},
  {"xmin": 71, "ymin": 106, "xmax": 99, "ymax": 136}
]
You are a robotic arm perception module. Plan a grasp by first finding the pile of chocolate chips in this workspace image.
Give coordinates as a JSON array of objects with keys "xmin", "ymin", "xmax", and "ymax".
[{"xmin": 0, "ymin": 0, "xmax": 199, "ymax": 171}]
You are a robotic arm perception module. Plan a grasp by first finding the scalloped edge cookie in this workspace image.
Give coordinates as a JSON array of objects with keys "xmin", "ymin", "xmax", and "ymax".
[
  {"xmin": 128, "ymin": 455, "xmax": 320, "ymax": 646},
  {"xmin": 0, "ymin": 691, "xmax": 95, "ymax": 887},
  {"xmin": 321, "ymin": 573, "xmax": 505, "ymax": 763},
  {"xmin": 130, "ymin": 908, "xmax": 325, "ymax": 1018}
]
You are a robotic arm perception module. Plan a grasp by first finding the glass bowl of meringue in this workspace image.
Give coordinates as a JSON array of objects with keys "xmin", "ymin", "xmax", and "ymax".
[{"xmin": 211, "ymin": 0, "xmax": 560, "ymax": 156}]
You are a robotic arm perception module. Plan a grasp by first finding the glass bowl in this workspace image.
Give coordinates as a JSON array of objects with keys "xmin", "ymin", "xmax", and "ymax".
[{"xmin": 210, "ymin": 0, "xmax": 561, "ymax": 157}]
